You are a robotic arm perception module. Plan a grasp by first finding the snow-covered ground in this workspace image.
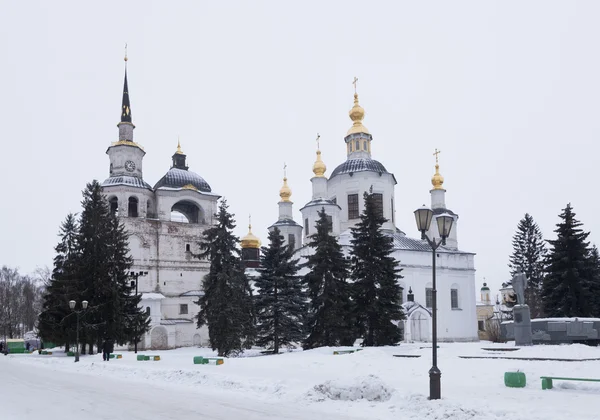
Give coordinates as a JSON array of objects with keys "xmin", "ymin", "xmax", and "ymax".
[{"xmin": 2, "ymin": 342, "xmax": 599, "ymax": 420}]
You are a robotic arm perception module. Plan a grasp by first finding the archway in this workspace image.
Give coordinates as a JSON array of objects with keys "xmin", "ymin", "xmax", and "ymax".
[
  {"xmin": 150, "ymin": 326, "xmax": 168, "ymax": 350},
  {"xmin": 128, "ymin": 196, "xmax": 139, "ymax": 217},
  {"xmin": 193, "ymin": 334, "xmax": 202, "ymax": 347},
  {"xmin": 411, "ymin": 312, "xmax": 430, "ymax": 342},
  {"xmin": 170, "ymin": 200, "xmax": 203, "ymax": 224}
]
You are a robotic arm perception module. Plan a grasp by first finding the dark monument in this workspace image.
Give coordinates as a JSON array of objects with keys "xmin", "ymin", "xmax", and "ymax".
[{"xmin": 512, "ymin": 270, "xmax": 532, "ymax": 346}]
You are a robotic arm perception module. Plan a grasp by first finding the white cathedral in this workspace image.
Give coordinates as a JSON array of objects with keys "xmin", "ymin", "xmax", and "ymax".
[{"xmin": 101, "ymin": 60, "xmax": 478, "ymax": 350}]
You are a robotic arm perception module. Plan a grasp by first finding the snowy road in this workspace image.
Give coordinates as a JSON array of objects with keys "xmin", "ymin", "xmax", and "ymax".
[{"xmin": 0, "ymin": 357, "xmax": 360, "ymax": 420}]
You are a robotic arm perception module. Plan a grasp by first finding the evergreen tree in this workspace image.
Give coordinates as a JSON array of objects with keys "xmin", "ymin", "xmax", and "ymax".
[
  {"xmin": 303, "ymin": 208, "xmax": 354, "ymax": 349},
  {"xmin": 507, "ymin": 213, "xmax": 547, "ymax": 318},
  {"xmin": 542, "ymin": 204, "xmax": 594, "ymax": 317},
  {"xmin": 350, "ymin": 192, "xmax": 404, "ymax": 346},
  {"xmin": 76, "ymin": 181, "xmax": 149, "ymax": 350},
  {"xmin": 195, "ymin": 200, "xmax": 255, "ymax": 357},
  {"xmin": 588, "ymin": 245, "xmax": 600, "ymax": 317},
  {"xmin": 38, "ymin": 213, "xmax": 80, "ymax": 349},
  {"xmin": 255, "ymin": 227, "xmax": 306, "ymax": 353}
]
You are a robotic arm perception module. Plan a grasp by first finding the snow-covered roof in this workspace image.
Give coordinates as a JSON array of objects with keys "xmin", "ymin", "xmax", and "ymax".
[
  {"xmin": 141, "ymin": 292, "xmax": 166, "ymax": 300},
  {"xmin": 161, "ymin": 318, "xmax": 194, "ymax": 325},
  {"xmin": 102, "ymin": 175, "xmax": 153, "ymax": 191},
  {"xmin": 180, "ymin": 290, "xmax": 204, "ymax": 297},
  {"xmin": 337, "ymin": 229, "xmax": 471, "ymax": 254},
  {"xmin": 401, "ymin": 301, "xmax": 432, "ymax": 317}
]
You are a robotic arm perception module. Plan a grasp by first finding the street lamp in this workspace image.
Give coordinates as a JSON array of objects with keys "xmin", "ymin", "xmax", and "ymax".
[
  {"xmin": 69, "ymin": 300, "xmax": 88, "ymax": 363},
  {"xmin": 414, "ymin": 205, "xmax": 454, "ymax": 400},
  {"xmin": 129, "ymin": 271, "xmax": 147, "ymax": 353}
]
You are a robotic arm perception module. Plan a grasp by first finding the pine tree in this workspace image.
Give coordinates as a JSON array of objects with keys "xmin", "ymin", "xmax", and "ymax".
[
  {"xmin": 303, "ymin": 208, "xmax": 354, "ymax": 349},
  {"xmin": 350, "ymin": 192, "xmax": 404, "ymax": 346},
  {"xmin": 38, "ymin": 213, "xmax": 80, "ymax": 349},
  {"xmin": 507, "ymin": 213, "xmax": 547, "ymax": 318},
  {"xmin": 195, "ymin": 200, "xmax": 255, "ymax": 357},
  {"xmin": 254, "ymin": 227, "xmax": 306, "ymax": 353},
  {"xmin": 588, "ymin": 245, "xmax": 600, "ymax": 317},
  {"xmin": 542, "ymin": 204, "xmax": 594, "ymax": 317}
]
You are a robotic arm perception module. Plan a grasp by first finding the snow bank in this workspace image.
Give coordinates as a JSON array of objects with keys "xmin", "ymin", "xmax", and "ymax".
[{"xmin": 309, "ymin": 374, "xmax": 393, "ymax": 402}]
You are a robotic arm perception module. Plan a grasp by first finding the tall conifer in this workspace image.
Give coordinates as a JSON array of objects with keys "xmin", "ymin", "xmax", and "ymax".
[
  {"xmin": 350, "ymin": 192, "xmax": 404, "ymax": 346},
  {"xmin": 542, "ymin": 204, "xmax": 594, "ymax": 317},
  {"xmin": 303, "ymin": 208, "xmax": 354, "ymax": 349},
  {"xmin": 507, "ymin": 213, "xmax": 547, "ymax": 317},
  {"xmin": 38, "ymin": 213, "xmax": 80, "ymax": 348},
  {"xmin": 254, "ymin": 228, "xmax": 306, "ymax": 353},
  {"xmin": 195, "ymin": 200, "xmax": 255, "ymax": 356}
]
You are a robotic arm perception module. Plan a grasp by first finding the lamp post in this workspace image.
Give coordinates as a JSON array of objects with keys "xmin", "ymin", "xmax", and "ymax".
[
  {"xmin": 414, "ymin": 205, "xmax": 454, "ymax": 400},
  {"xmin": 69, "ymin": 300, "xmax": 88, "ymax": 363},
  {"xmin": 129, "ymin": 271, "xmax": 147, "ymax": 353}
]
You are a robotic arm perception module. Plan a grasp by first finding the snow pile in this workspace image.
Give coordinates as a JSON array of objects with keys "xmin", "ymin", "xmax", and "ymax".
[{"xmin": 309, "ymin": 374, "xmax": 393, "ymax": 402}]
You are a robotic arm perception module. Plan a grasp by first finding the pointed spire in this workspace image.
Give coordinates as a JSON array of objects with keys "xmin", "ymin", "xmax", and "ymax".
[
  {"xmin": 176, "ymin": 137, "xmax": 184, "ymax": 155},
  {"xmin": 121, "ymin": 44, "xmax": 132, "ymax": 123}
]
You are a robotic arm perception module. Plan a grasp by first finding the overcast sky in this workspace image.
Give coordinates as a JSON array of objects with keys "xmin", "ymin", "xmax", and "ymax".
[{"xmin": 1, "ymin": 1, "xmax": 599, "ymax": 297}]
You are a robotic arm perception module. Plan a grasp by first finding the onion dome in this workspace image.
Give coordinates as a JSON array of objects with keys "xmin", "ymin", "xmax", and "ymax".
[
  {"xmin": 279, "ymin": 176, "xmax": 292, "ymax": 202},
  {"xmin": 431, "ymin": 149, "xmax": 444, "ymax": 190},
  {"xmin": 313, "ymin": 150, "xmax": 326, "ymax": 177},
  {"xmin": 241, "ymin": 223, "xmax": 261, "ymax": 249},
  {"xmin": 347, "ymin": 93, "xmax": 369, "ymax": 135},
  {"xmin": 481, "ymin": 283, "xmax": 490, "ymax": 291}
]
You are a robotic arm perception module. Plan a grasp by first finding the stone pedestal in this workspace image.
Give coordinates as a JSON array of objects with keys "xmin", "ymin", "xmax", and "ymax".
[{"xmin": 513, "ymin": 304, "xmax": 532, "ymax": 346}]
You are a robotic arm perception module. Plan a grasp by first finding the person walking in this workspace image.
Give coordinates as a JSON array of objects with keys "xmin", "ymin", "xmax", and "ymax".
[{"xmin": 102, "ymin": 337, "xmax": 111, "ymax": 361}]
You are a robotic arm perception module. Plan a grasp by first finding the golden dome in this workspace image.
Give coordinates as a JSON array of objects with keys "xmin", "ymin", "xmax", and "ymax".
[
  {"xmin": 432, "ymin": 164, "xmax": 444, "ymax": 190},
  {"xmin": 241, "ymin": 224, "xmax": 261, "ymax": 249},
  {"xmin": 279, "ymin": 177, "xmax": 292, "ymax": 202},
  {"xmin": 347, "ymin": 93, "xmax": 370, "ymax": 135},
  {"xmin": 313, "ymin": 150, "xmax": 326, "ymax": 177}
]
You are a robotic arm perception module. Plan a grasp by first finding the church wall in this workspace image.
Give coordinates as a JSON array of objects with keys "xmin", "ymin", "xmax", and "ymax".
[
  {"xmin": 155, "ymin": 190, "xmax": 218, "ymax": 224},
  {"xmin": 102, "ymin": 186, "xmax": 154, "ymax": 219},
  {"xmin": 327, "ymin": 172, "xmax": 396, "ymax": 232},
  {"xmin": 397, "ymin": 249, "xmax": 478, "ymax": 342},
  {"xmin": 300, "ymin": 204, "xmax": 341, "ymax": 243}
]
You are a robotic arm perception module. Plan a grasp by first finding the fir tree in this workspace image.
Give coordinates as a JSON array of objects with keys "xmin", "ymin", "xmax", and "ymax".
[
  {"xmin": 303, "ymin": 208, "xmax": 354, "ymax": 349},
  {"xmin": 507, "ymin": 213, "xmax": 547, "ymax": 318},
  {"xmin": 76, "ymin": 181, "xmax": 149, "ymax": 350},
  {"xmin": 254, "ymin": 227, "xmax": 306, "ymax": 353},
  {"xmin": 37, "ymin": 213, "xmax": 80, "ymax": 349},
  {"xmin": 588, "ymin": 245, "xmax": 600, "ymax": 317},
  {"xmin": 350, "ymin": 192, "xmax": 404, "ymax": 346},
  {"xmin": 195, "ymin": 200, "xmax": 255, "ymax": 357},
  {"xmin": 542, "ymin": 204, "xmax": 594, "ymax": 317}
]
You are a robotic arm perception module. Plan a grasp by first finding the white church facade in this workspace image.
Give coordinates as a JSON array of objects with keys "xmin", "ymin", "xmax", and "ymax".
[
  {"xmin": 100, "ymin": 60, "xmax": 216, "ymax": 350},
  {"xmin": 102, "ymin": 57, "xmax": 477, "ymax": 349},
  {"xmin": 262, "ymin": 88, "xmax": 479, "ymax": 342}
]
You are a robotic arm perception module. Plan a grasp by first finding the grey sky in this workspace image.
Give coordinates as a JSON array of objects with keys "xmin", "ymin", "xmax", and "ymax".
[{"xmin": 1, "ymin": 1, "xmax": 598, "ymax": 297}]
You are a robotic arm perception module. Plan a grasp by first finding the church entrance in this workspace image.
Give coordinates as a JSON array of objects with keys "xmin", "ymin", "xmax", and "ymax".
[{"xmin": 411, "ymin": 312, "xmax": 430, "ymax": 342}]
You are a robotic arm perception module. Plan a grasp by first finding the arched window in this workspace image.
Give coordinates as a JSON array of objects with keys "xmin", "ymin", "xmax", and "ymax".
[
  {"xmin": 146, "ymin": 306, "xmax": 151, "ymax": 315},
  {"xmin": 109, "ymin": 197, "xmax": 118, "ymax": 215},
  {"xmin": 128, "ymin": 197, "xmax": 139, "ymax": 217},
  {"xmin": 349, "ymin": 142, "xmax": 352, "ymax": 152},
  {"xmin": 355, "ymin": 140, "xmax": 360, "ymax": 150},
  {"xmin": 398, "ymin": 281, "xmax": 406, "ymax": 305},
  {"xmin": 363, "ymin": 141, "xmax": 367, "ymax": 150}
]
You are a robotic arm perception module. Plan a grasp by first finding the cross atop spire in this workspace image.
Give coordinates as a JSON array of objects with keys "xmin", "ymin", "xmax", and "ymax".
[
  {"xmin": 352, "ymin": 77, "xmax": 358, "ymax": 94},
  {"xmin": 283, "ymin": 162, "xmax": 287, "ymax": 178},
  {"xmin": 433, "ymin": 148, "xmax": 441, "ymax": 164},
  {"xmin": 121, "ymin": 47, "xmax": 132, "ymax": 123},
  {"xmin": 316, "ymin": 133, "xmax": 321, "ymax": 150}
]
